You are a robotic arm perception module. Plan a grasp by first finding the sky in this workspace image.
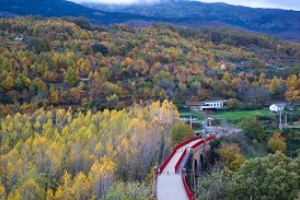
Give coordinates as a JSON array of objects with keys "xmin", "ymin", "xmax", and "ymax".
[{"xmin": 69, "ymin": 0, "xmax": 300, "ymax": 11}]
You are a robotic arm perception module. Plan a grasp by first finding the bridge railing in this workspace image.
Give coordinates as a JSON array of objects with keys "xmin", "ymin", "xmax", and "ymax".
[
  {"xmin": 156, "ymin": 135, "xmax": 216, "ymax": 199},
  {"xmin": 181, "ymin": 171, "xmax": 196, "ymax": 200},
  {"xmin": 191, "ymin": 140, "xmax": 205, "ymax": 150},
  {"xmin": 175, "ymin": 136, "xmax": 216, "ymax": 174},
  {"xmin": 178, "ymin": 135, "xmax": 216, "ymax": 200},
  {"xmin": 174, "ymin": 148, "xmax": 187, "ymax": 173},
  {"xmin": 175, "ymin": 136, "xmax": 202, "ymax": 150},
  {"xmin": 158, "ymin": 136, "xmax": 201, "ymax": 173},
  {"xmin": 158, "ymin": 149, "xmax": 177, "ymax": 174},
  {"xmin": 191, "ymin": 135, "xmax": 216, "ymax": 149}
]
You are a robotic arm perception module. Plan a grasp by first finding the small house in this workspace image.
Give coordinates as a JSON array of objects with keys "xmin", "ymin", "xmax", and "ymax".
[
  {"xmin": 269, "ymin": 104, "xmax": 285, "ymax": 112},
  {"xmin": 200, "ymin": 100, "xmax": 227, "ymax": 110},
  {"xmin": 14, "ymin": 37, "xmax": 23, "ymax": 41},
  {"xmin": 186, "ymin": 100, "xmax": 228, "ymax": 111}
]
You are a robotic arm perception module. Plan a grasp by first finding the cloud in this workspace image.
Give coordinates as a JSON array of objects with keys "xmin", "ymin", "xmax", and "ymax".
[
  {"xmin": 70, "ymin": 0, "xmax": 160, "ymax": 4},
  {"xmin": 68, "ymin": 0, "xmax": 300, "ymax": 10},
  {"xmin": 198, "ymin": 0, "xmax": 300, "ymax": 10}
]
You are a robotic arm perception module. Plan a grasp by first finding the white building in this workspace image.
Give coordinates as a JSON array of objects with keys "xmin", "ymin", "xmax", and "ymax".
[
  {"xmin": 269, "ymin": 104, "xmax": 285, "ymax": 112},
  {"xmin": 186, "ymin": 100, "xmax": 227, "ymax": 111},
  {"xmin": 14, "ymin": 37, "xmax": 23, "ymax": 41},
  {"xmin": 200, "ymin": 100, "xmax": 227, "ymax": 110}
]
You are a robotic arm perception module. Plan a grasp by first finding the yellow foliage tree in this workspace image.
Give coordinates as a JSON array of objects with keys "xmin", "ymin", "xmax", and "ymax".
[
  {"xmin": 269, "ymin": 76, "xmax": 280, "ymax": 95},
  {"xmin": 8, "ymin": 190, "xmax": 21, "ymax": 200},
  {"xmin": 285, "ymin": 89, "xmax": 300, "ymax": 102},
  {"xmin": 1, "ymin": 75, "xmax": 14, "ymax": 90},
  {"xmin": 17, "ymin": 178, "xmax": 45, "ymax": 200},
  {"xmin": 217, "ymin": 144, "xmax": 245, "ymax": 172},
  {"xmin": 46, "ymin": 189, "xmax": 55, "ymax": 200},
  {"xmin": 71, "ymin": 172, "xmax": 91, "ymax": 200},
  {"xmin": 287, "ymin": 74, "xmax": 298, "ymax": 89},
  {"xmin": 268, "ymin": 132, "xmax": 286, "ymax": 153},
  {"xmin": 222, "ymin": 71, "xmax": 232, "ymax": 82},
  {"xmin": 55, "ymin": 171, "xmax": 73, "ymax": 200},
  {"xmin": 89, "ymin": 156, "xmax": 115, "ymax": 199},
  {"xmin": 0, "ymin": 182, "xmax": 6, "ymax": 200}
]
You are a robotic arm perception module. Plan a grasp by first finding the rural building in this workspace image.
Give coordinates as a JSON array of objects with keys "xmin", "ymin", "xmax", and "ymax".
[
  {"xmin": 186, "ymin": 101, "xmax": 203, "ymax": 111},
  {"xmin": 80, "ymin": 78, "xmax": 90, "ymax": 83},
  {"xmin": 269, "ymin": 104, "xmax": 285, "ymax": 112},
  {"xmin": 14, "ymin": 37, "xmax": 23, "ymax": 41},
  {"xmin": 186, "ymin": 100, "xmax": 227, "ymax": 111},
  {"xmin": 200, "ymin": 100, "xmax": 227, "ymax": 110}
]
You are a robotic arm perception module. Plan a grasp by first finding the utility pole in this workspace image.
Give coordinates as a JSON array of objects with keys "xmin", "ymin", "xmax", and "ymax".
[
  {"xmin": 285, "ymin": 114, "xmax": 287, "ymax": 128},
  {"xmin": 279, "ymin": 109, "xmax": 282, "ymax": 130}
]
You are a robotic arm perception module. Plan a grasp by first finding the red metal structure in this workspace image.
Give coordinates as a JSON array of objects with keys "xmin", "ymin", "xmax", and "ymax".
[{"xmin": 155, "ymin": 135, "xmax": 216, "ymax": 200}]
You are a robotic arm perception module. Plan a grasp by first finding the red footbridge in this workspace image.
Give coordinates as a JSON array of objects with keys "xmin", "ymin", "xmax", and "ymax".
[{"xmin": 155, "ymin": 136, "xmax": 216, "ymax": 200}]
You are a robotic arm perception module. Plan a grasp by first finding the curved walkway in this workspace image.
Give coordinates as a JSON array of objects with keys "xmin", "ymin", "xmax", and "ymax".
[{"xmin": 155, "ymin": 136, "xmax": 215, "ymax": 200}]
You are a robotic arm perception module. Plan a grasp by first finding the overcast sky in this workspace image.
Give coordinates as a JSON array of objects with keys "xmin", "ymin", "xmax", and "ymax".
[
  {"xmin": 69, "ymin": 0, "xmax": 300, "ymax": 11},
  {"xmin": 200, "ymin": 0, "xmax": 300, "ymax": 10}
]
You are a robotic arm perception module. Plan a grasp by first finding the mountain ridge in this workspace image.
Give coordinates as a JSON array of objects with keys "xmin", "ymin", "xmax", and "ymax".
[
  {"xmin": 85, "ymin": 1, "xmax": 300, "ymax": 40},
  {"xmin": 1, "ymin": 0, "xmax": 300, "ymax": 40},
  {"xmin": 0, "ymin": 0, "xmax": 149, "ymax": 25}
]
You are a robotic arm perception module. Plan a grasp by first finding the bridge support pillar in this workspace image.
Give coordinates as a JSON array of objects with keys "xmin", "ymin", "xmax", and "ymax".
[
  {"xmin": 154, "ymin": 166, "xmax": 158, "ymax": 199},
  {"xmin": 186, "ymin": 151, "xmax": 196, "ymax": 191}
]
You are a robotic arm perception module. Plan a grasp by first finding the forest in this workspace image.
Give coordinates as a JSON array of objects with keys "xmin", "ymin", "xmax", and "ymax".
[
  {"xmin": 0, "ymin": 100, "xmax": 181, "ymax": 199},
  {"xmin": 1, "ymin": 16, "xmax": 300, "ymax": 199},
  {"xmin": 0, "ymin": 17, "xmax": 300, "ymax": 116}
]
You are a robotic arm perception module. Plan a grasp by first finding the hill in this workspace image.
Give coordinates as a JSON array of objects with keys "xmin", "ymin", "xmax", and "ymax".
[
  {"xmin": 1, "ymin": 16, "xmax": 300, "ymax": 115},
  {"xmin": 84, "ymin": 1, "xmax": 300, "ymax": 41},
  {"xmin": 0, "ymin": 0, "xmax": 147, "ymax": 24},
  {"xmin": 1, "ymin": 0, "xmax": 300, "ymax": 40}
]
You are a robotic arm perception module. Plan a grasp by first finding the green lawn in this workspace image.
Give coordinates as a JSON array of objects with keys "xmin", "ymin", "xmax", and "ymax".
[
  {"xmin": 179, "ymin": 112, "xmax": 199, "ymax": 117},
  {"xmin": 287, "ymin": 125, "xmax": 300, "ymax": 129},
  {"xmin": 179, "ymin": 112, "xmax": 204, "ymax": 120},
  {"xmin": 211, "ymin": 109, "xmax": 275, "ymax": 120}
]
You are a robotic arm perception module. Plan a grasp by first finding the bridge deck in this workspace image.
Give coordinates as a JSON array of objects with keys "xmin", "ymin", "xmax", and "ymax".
[{"xmin": 156, "ymin": 138, "xmax": 203, "ymax": 200}]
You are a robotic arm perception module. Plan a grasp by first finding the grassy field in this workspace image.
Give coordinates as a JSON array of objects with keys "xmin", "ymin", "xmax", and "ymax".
[{"xmin": 211, "ymin": 109, "xmax": 276, "ymax": 120}]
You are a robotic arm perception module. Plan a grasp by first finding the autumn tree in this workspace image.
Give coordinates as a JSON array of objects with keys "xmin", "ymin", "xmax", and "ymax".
[
  {"xmin": 207, "ymin": 58, "xmax": 216, "ymax": 69},
  {"xmin": 8, "ymin": 190, "xmax": 22, "ymax": 200},
  {"xmin": 217, "ymin": 144, "xmax": 245, "ymax": 172},
  {"xmin": 268, "ymin": 132, "xmax": 286, "ymax": 153},
  {"xmin": 268, "ymin": 76, "xmax": 281, "ymax": 95},
  {"xmin": 71, "ymin": 172, "xmax": 91, "ymax": 200},
  {"xmin": 0, "ymin": 182, "xmax": 6, "ymax": 199},
  {"xmin": 17, "ymin": 177, "xmax": 46, "ymax": 200},
  {"xmin": 64, "ymin": 68, "xmax": 79, "ymax": 86},
  {"xmin": 222, "ymin": 71, "xmax": 232, "ymax": 82},
  {"xmin": 1, "ymin": 75, "xmax": 14, "ymax": 90},
  {"xmin": 170, "ymin": 121, "xmax": 194, "ymax": 146},
  {"xmin": 285, "ymin": 74, "xmax": 300, "ymax": 102},
  {"xmin": 286, "ymin": 74, "xmax": 298, "ymax": 89},
  {"xmin": 89, "ymin": 156, "xmax": 115, "ymax": 199},
  {"xmin": 55, "ymin": 171, "xmax": 73, "ymax": 200},
  {"xmin": 49, "ymin": 87, "xmax": 59, "ymax": 105},
  {"xmin": 285, "ymin": 89, "xmax": 300, "ymax": 102}
]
